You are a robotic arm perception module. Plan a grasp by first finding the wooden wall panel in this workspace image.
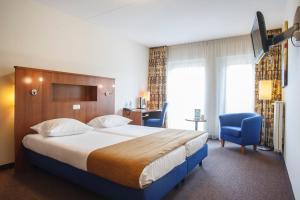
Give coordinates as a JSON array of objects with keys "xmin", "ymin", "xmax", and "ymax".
[{"xmin": 14, "ymin": 66, "xmax": 115, "ymax": 171}]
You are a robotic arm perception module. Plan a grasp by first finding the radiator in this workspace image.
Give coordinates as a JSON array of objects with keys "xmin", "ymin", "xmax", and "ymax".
[{"xmin": 273, "ymin": 101, "xmax": 285, "ymax": 153}]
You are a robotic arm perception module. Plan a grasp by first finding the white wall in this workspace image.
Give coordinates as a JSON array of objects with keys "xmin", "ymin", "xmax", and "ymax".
[
  {"xmin": 284, "ymin": 0, "xmax": 300, "ymax": 199},
  {"xmin": 0, "ymin": 0, "xmax": 149, "ymax": 165}
]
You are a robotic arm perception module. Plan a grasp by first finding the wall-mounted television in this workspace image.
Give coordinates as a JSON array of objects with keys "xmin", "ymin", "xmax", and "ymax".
[
  {"xmin": 251, "ymin": 8, "xmax": 300, "ymax": 63},
  {"xmin": 251, "ymin": 11, "xmax": 269, "ymax": 64}
]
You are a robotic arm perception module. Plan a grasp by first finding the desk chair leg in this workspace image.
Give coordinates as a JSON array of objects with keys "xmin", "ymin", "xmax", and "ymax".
[
  {"xmin": 240, "ymin": 146, "xmax": 245, "ymax": 154},
  {"xmin": 221, "ymin": 139, "xmax": 225, "ymax": 147}
]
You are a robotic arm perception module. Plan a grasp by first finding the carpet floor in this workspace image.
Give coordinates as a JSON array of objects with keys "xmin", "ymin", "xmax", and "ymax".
[{"xmin": 0, "ymin": 140, "xmax": 295, "ymax": 200}]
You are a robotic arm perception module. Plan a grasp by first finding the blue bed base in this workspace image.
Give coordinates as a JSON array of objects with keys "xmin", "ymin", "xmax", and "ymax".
[
  {"xmin": 25, "ymin": 144, "xmax": 208, "ymax": 200},
  {"xmin": 187, "ymin": 144, "xmax": 208, "ymax": 173}
]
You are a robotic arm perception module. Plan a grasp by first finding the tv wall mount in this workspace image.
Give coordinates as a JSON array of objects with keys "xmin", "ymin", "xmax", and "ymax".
[{"xmin": 268, "ymin": 6, "xmax": 300, "ymax": 47}]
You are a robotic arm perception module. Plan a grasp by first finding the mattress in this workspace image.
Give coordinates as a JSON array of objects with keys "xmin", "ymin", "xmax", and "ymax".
[
  {"xmin": 98, "ymin": 125, "xmax": 208, "ymax": 157},
  {"xmin": 22, "ymin": 130, "xmax": 186, "ymax": 188}
]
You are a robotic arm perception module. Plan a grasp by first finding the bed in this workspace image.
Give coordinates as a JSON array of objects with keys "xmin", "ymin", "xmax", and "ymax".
[
  {"xmin": 14, "ymin": 67, "xmax": 208, "ymax": 200},
  {"xmin": 22, "ymin": 126, "xmax": 208, "ymax": 199}
]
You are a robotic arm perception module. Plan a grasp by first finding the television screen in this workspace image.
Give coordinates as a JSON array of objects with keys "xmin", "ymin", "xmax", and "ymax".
[{"xmin": 251, "ymin": 11, "xmax": 269, "ymax": 64}]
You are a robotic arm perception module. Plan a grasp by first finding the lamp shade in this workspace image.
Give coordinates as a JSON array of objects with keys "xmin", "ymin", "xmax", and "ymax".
[
  {"xmin": 259, "ymin": 80, "xmax": 273, "ymax": 100},
  {"xmin": 143, "ymin": 91, "xmax": 150, "ymax": 101}
]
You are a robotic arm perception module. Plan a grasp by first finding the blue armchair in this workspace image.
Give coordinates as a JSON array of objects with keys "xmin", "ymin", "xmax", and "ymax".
[
  {"xmin": 219, "ymin": 113, "xmax": 262, "ymax": 154},
  {"xmin": 144, "ymin": 102, "xmax": 168, "ymax": 127}
]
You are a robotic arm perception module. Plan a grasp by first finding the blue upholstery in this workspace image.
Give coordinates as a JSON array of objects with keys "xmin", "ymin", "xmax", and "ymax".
[
  {"xmin": 144, "ymin": 102, "xmax": 168, "ymax": 127},
  {"xmin": 219, "ymin": 113, "xmax": 262, "ymax": 147},
  {"xmin": 221, "ymin": 126, "xmax": 242, "ymax": 137}
]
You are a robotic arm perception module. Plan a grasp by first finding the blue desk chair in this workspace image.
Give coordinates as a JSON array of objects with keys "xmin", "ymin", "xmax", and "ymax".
[
  {"xmin": 144, "ymin": 102, "xmax": 168, "ymax": 128},
  {"xmin": 219, "ymin": 113, "xmax": 262, "ymax": 154}
]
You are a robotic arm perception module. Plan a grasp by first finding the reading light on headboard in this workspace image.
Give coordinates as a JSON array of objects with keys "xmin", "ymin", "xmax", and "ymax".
[
  {"xmin": 104, "ymin": 84, "xmax": 115, "ymax": 96},
  {"xmin": 31, "ymin": 77, "xmax": 44, "ymax": 96},
  {"xmin": 23, "ymin": 76, "xmax": 44, "ymax": 96}
]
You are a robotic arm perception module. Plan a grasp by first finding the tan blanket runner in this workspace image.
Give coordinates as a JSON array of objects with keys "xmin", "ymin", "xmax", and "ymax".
[{"xmin": 87, "ymin": 129, "xmax": 205, "ymax": 189}]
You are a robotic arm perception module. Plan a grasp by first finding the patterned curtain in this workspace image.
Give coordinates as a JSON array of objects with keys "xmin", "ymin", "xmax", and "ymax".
[
  {"xmin": 148, "ymin": 46, "xmax": 167, "ymax": 110},
  {"xmin": 255, "ymin": 29, "xmax": 282, "ymax": 147}
]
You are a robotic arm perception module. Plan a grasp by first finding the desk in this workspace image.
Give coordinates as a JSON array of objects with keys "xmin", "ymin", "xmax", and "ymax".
[
  {"xmin": 122, "ymin": 109, "xmax": 161, "ymax": 125},
  {"xmin": 185, "ymin": 118, "xmax": 207, "ymax": 131}
]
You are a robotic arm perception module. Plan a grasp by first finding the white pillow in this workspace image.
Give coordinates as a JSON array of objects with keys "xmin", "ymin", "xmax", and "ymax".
[
  {"xmin": 88, "ymin": 115, "xmax": 132, "ymax": 128},
  {"xmin": 31, "ymin": 118, "xmax": 92, "ymax": 137}
]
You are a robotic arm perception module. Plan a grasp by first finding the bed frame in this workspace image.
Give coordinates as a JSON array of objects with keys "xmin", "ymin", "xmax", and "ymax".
[
  {"xmin": 25, "ymin": 144, "xmax": 207, "ymax": 200},
  {"xmin": 14, "ymin": 66, "xmax": 208, "ymax": 200}
]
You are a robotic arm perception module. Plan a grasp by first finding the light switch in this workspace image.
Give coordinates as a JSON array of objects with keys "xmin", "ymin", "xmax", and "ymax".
[{"xmin": 73, "ymin": 104, "xmax": 80, "ymax": 110}]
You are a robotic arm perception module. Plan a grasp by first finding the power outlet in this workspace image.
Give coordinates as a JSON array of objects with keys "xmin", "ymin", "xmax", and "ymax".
[{"xmin": 73, "ymin": 104, "xmax": 80, "ymax": 110}]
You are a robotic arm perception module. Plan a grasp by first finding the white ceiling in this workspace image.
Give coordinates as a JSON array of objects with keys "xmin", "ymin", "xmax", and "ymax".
[{"xmin": 35, "ymin": 0, "xmax": 287, "ymax": 47}]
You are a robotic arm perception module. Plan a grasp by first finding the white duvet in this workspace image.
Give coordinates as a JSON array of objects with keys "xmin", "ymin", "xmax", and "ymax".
[{"xmin": 23, "ymin": 125, "xmax": 207, "ymax": 188}]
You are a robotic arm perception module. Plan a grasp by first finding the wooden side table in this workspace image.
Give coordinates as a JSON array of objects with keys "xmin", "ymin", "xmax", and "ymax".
[{"xmin": 185, "ymin": 118, "xmax": 207, "ymax": 131}]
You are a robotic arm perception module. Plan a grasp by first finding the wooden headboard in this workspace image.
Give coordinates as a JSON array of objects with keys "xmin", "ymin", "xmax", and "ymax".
[{"xmin": 14, "ymin": 66, "xmax": 115, "ymax": 171}]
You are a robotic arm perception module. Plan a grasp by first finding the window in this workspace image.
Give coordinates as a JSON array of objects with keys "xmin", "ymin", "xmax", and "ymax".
[
  {"xmin": 225, "ymin": 64, "xmax": 255, "ymax": 113},
  {"xmin": 167, "ymin": 65, "xmax": 205, "ymax": 130}
]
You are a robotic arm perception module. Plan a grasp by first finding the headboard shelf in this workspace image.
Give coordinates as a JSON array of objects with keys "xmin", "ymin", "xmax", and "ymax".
[{"xmin": 52, "ymin": 83, "xmax": 97, "ymax": 102}]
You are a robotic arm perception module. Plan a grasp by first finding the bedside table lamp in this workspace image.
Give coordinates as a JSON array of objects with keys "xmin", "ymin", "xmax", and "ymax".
[
  {"xmin": 258, "ymin": 80, "xmax": 273, "ymax": 151},
  {"xmin": 137, "ymin": 91, "xmax": 150, "ymax": 109},
  {"xmin": 143, "ymin": 91, "xmax": 150, "ymax": 109}
]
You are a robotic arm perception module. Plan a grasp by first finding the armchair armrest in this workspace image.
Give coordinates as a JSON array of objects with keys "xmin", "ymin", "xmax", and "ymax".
[{"xmin": 241, "ymin": 116, "xmax": 262, "ymax": 145}]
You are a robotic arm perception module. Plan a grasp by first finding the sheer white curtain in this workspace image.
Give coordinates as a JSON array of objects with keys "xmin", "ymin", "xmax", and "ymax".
[
  {"xmin": 224, "ymin": 64, "xmax": 255, "ymax": 113},
  {"xmin": 167, "ymin": 59, "xmax": 205, "ymax": 130},
  {"xmin": 167, "ymin": 35, "xmax": 253, "ymax": 139}
]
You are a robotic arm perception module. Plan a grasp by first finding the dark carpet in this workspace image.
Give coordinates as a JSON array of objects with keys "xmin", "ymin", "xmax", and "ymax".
[{"xmin": 0, "ymin": 140, "xmax": 295, "ymax": 200}]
